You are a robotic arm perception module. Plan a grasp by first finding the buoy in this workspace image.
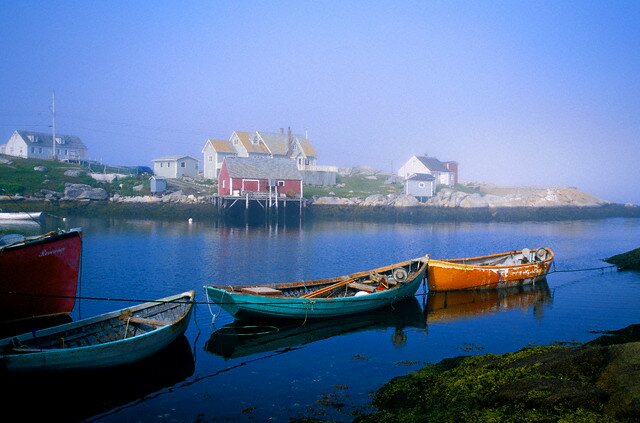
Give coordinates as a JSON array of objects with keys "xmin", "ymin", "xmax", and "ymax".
[
  {"xmin": 188, "ymin": 218, "xmax": 193, "ymax": 224},
  {"xmin": 62, "ymin": 217, "xmax": 67, "ymax": 222},
  {"xmin": 354, "ymin": 291, "xmax": 369, "ymax": 297}
]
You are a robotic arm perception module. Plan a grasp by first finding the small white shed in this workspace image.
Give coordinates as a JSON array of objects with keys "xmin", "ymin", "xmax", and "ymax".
[
  {"xmin": 405, "ymin": 173, "xmax": 436, "ymax": 201},
  {"xmin": 149, "ymin": 175, "xmax": 167, "ymax": 194}
]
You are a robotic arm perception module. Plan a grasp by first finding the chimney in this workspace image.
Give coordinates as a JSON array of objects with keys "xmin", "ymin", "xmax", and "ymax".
[{"xmin": 287, "ymin": 127, "xmax": 293, "ymax": 154}]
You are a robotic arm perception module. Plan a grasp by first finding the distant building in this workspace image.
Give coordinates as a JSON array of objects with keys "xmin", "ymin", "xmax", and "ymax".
[
  {"xmin": 404, "ymin": 173, "xmax": 436, "ymax": 201},
  {"xmin": 1, "ymin": 130, "xmax": 87, "ymax": 161},
  {"xmin": 152, "ymin": 155, "xmax": 199, "ymax": 179},
  {"xmin": 202, "ymin": 138, "xmax": 236, "ymax": 179},
  {"xmin": 204, "ymin": 128, "xmax": 319, "ymax": 169},
  {"xmin": 397, "ymin": 155, "xmax": 458, "ymax": 186},
  {"xmin": 149, "ymin": 175, "xmax": 167, "ymax": 194},
  {"xmin": 218, "ymin": 156, "xmax": 302, "ymax": 198}
]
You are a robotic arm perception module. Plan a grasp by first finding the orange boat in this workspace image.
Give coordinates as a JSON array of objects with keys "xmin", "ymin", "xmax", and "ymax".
[{"xmin": 427, "ymin": 247, "xmax": 554, "ymax": 291}]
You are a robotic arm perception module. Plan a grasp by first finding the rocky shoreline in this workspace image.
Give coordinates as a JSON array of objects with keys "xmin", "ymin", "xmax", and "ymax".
[
  {"xmin": 1, "ymin": 197, "xmax": 639, "ymax": 223},
  {"xmin": 314, "ymin": 185, "xmax": 612, "ymax": 208},
  {"xmin": 356, "ymin": 323, "xmax": 640, "ymax": 422},
  {"xmin": 1, "ymin": 180, "xmax": 638, "ymax": 222}
]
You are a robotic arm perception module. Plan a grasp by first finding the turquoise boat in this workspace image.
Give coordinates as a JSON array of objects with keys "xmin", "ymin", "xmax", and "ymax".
[{"xmin": 204, "ymin": 256, "xmax": 428, "ymax": 320}]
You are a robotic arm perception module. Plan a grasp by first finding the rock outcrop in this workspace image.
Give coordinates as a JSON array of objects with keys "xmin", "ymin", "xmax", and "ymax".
[
  {"xmin": 427, "ymin": 186, "xmax": 607, "ymax": 208},
  {"xmin": 64, "ymin": 183, "xmax": 108, "ymax": 200},
  {"xmin": 312, "ymin": 185, "xmax": 608, "ymax": 208}
]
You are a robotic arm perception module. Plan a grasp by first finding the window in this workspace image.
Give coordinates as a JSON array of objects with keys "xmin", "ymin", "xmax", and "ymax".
[
  {"xmin": 160, "ymin": 163, "xmax": 163, "ymax": 168},
  {"xmin": 167, "ymin": 162, "xmax": 171, "ymax": 167},
  {"xmin": 64, "ymin": 149, "xmax": 68, "ymax": 155},
  {"xmin": 277, "ymin": 180, "xmax": 285, "ymax": 187},
  {"xmin": 305, "ymin": 159, "xmax": 310, "ymax": 165},
  {"xmin": 31, "ymin": 147, "xmax": 35, "ymax": 153},
  {"xmin": 39, "ymin": 148, "xmax": 42, "ymax": 153},
  {"xmin": 181, "ymin": 162, "xmax": 185, "ymax": 168},
  {"xmin": 222, "ymin": 180, "xmax": 226, "ymax": 188},
  {"xmin": 208, "ymin": 155, "xmax": 212, "ymax": 162},
  {"xmin": 418, "ymin": 182, "xmax": 426, "ymax": 189}
]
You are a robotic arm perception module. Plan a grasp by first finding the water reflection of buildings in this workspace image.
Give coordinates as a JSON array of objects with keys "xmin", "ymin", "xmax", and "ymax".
[
  {"xmin": 205, "ymin": 296, "xmax": 425, "ymax": 360},
  {"xmin": 425, "ymin": 279, "xmax": 553, "ymax": 323}
]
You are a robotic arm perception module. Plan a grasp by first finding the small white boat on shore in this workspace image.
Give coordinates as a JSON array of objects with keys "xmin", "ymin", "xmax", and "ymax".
[{"xmin": 0, "ymin": 212, "xmax": 45, "ymax": 221}]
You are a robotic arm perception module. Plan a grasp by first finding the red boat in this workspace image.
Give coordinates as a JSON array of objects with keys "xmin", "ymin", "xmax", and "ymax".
[{"xmin": 0, "ymin": 229, "xmax": 82, "ymax": 322}]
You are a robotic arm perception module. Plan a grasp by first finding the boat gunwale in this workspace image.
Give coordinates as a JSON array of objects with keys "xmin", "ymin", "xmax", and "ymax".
[
  {"xmin": 208, "ymin": 256, "xmax": 428, "ymax": 294},
  {"xmin": 0, "ymin": 228, "xmax": 82, "ymax": 252},
  {"xmin": 431, "ymin": 248, "xmax": 554, "ymax": 270},
  {"xmin": 0, "ymin": 290, "xmax": 195, "ymax": 349}
]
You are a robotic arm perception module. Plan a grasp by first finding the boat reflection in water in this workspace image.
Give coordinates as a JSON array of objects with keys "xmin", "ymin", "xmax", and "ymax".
[
  {"xmin": 206, "ymin": 296, "xmax": 426, "ymax": 360},
  {"xmin": 425, "ymin": 279, "xmax": 552, "ymax": 323},
  {"xmin": 0, "ymin": 336, "xmax": 195, "ymax": 421}
]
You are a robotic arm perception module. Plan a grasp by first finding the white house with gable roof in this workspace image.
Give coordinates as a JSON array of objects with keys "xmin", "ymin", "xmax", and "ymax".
[
  {"xmin": 152, "ymin": 155, "xmax": 199, "ymax": 179},
  {"xmin": 1, "ymin": 130, "xmax": 87, "ymax": 161}
]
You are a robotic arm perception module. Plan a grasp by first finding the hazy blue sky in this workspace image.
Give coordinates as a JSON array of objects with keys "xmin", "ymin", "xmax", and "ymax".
[{"xmin": 1, "ymin": 1, "xmax": 639, "ymax": 203}]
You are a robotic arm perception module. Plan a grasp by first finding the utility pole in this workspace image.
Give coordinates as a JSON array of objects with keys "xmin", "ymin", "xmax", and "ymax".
[{"xmin": 51, "ymin": 91, "xmax": 57, "ymax": 160}]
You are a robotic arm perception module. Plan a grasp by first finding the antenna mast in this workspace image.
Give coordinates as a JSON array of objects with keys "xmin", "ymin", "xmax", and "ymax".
[{"xmin": 51, "ymin": 91, "xmax": 57, "ymax": 160}]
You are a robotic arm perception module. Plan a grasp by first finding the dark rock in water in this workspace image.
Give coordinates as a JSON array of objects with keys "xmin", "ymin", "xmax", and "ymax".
[
  {"xmin": 604, "ymin": 247, "xmax": 640, "ymax": 271},
  {"xmin": 356, "ymin": 323, "xmax": 640, "ymax": 423}
]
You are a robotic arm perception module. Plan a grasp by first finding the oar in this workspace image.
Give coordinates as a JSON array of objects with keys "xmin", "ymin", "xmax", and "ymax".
[{"xmin": 301, "ymin": 278, "xmax": 355, "ymax": 299}]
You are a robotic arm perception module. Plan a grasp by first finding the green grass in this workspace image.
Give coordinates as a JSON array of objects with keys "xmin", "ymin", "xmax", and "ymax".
[
  {"xmin": 0, "ymin": 155, "xmax": 102, "ymax": 195},
  {"xmin": 303, "ymin": 174, "xmax": 402, "ymax": 199}
]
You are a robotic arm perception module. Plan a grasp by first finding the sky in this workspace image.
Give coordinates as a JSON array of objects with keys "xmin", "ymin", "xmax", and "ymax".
[{"xmin": 1, "ymin": 1, "xmax": 639, "ymax": 204}]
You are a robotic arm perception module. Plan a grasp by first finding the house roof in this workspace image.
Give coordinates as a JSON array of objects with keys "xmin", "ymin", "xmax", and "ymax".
[
  {"xmin": 205, "ymin": 139, "xmax": 235, "ymax": 154},
  {"xmin": 16, "ymin": 130, "xmax": 87, "ymax": 150},
  {"xmin": 296, "ymin": 135, "xmax": 317, "ymax": 157},
  {"xmin": 255, "ymin": 131, "xmax": 291, "ymax": 156},
  {"xmin": 255, "ymin": 131, "xmax": 316, "ymax": 158},
  {"xmin": 416, "ymin": 156, "xmax": 448, "ymax": 172},
  {"xmin": 223, "ymin": 156, "xmax": 302, "ymax": 180},
  {"xmin": 407, "ymin": 173, "xmax": 436, "ymax": 181},
  {"xmin": 234, "ymin": 131, "xmax": 269, "ymax": 154},
  {"xmin": 152, "ymin": 155, "xmax": 198, "ymax": 162}
]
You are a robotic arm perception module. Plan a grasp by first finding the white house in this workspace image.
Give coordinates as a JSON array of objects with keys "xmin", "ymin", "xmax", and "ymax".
[
  {"xmin": 202, "ymin": 138, "xmax": 236, "ymax": 179},
  {"xmin": 397, "ymin": 155, "xmax": 458, "ymax": 186},
  {"xmin": 2, "ymin": 130, "xmax": 87, "ymax": 161},
  {"xmin": 152, "ymin": 155, "xmax": 199, "ymax": 179},
  {"xmin": 229, "ymin": 130, "xmax": 270, "ymax": 158},
  {"xmin": 254, "ymin": 128, "xmax": 317, "ymax": 170}
]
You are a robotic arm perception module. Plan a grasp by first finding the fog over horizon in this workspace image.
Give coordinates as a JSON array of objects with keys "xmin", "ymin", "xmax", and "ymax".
[{"xmin": 1, "ymin": 1, "xmax": 639, "ymax": 204}]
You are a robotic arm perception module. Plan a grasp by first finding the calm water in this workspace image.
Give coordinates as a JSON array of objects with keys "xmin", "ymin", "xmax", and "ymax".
[{"xmin": 2, "ymin": 216, "xmax": 640, "ymax": 421}]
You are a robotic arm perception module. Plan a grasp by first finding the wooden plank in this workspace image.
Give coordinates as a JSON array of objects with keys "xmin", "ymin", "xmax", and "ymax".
[
  {"xmin": 301, "ymin": 278, "xmax": 354, "ymax": 299},
  {"xmin": 127, "ymin": 317, "xmax": 167, "ymax": 327},
  {"xmin": 241, "ymin": 287, "xmax": 283, "ymax": 296},
  {"xmin": 348, "ymin": 282, "xmax": 376, "ymax": 293}
]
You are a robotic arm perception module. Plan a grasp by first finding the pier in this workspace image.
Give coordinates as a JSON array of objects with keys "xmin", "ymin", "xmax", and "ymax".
[{"xmin": 213, "ymin": 192, "xmax": 307, "ymax": 217}]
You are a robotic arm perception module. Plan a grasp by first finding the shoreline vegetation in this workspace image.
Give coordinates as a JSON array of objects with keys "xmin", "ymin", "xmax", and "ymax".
[{"xmin": 355, "ymin": 323, "xmax": 640, "ymax": 422}]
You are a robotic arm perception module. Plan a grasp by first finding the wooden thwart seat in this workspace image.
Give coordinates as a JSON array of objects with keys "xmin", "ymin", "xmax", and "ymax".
[
  {"xmin": 348, "ymin": 282, "xmax": 376, "ymax": 293},
  {"xmin": 241, "ymin": 287, "xmax": 283, "ymax": 296},
  {"xmin": 127, "ymin": 317, "xmax": 167, "ymax": 327}
]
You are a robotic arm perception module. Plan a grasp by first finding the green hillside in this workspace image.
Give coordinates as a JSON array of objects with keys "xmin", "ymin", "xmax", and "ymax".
[{"xmin": 0, "ymin": 155, "xmax": 150, "ymax": 197}]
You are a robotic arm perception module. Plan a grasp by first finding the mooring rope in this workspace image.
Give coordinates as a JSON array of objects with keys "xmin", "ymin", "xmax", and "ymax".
[{"xmin": 0, "ymin": 263, "xmax": 622, "ymax": 309}]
